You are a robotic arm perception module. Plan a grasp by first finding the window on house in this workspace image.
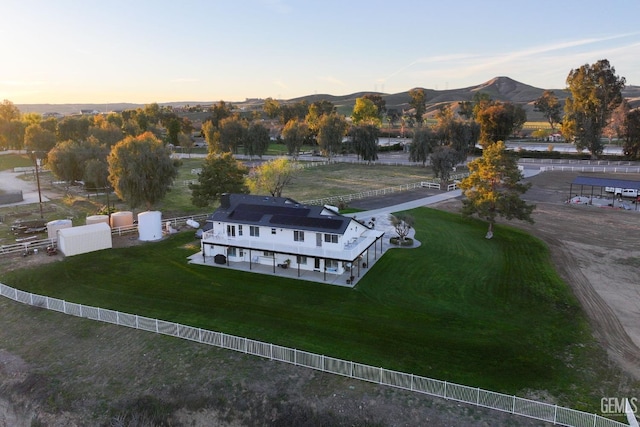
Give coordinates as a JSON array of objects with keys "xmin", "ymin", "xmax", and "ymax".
[
  {"xmin": 238, "ymin": 225, "xmax": 243, "ymax": 236},
  {"xmin": 263, "ymin": 251, "xmax": 274, "ymax": 257},
  {"xmin": 271, "ymin": 228, "xmax": 276, "ymax": 235},
  {"xmin": 296, "ymin": 255, "xmax": 307, "ymax": 265},
  {"xmin": 227, "ymin": 225, "xmax": 236, "ymax": 237},
  {"xmin": 294, "ymin": 230, "xmax": 304, "ymax": 242},
  {"xmin": 326, "ymin": 259, "xmax": 338, "ymax": 268},
  {"xmin": 324, "ymin": 233, "xmax": 338, "ymax": 243},
  {"xmin": 250, "ymin": 226, "xmax": 260, "ymax": 237},
  {"xmin": 228, "ymin": 247, "xmax": 236, "ymax": 257}
]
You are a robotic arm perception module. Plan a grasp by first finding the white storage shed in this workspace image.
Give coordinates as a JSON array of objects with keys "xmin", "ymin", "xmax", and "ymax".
[{"xmin": 57, "ymin": 222, "xmax": 113, "ymax": 257}]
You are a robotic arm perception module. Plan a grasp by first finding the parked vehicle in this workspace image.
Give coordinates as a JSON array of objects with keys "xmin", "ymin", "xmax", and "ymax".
[{"xmin": 604, "ymin": 187, "xmax": 639, "ymax": 198}]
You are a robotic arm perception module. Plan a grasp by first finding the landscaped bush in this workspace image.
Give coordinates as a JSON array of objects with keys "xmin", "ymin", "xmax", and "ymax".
[{"xmin": 389, "ymin": 236, "xmax": 413, "ymax": 246}]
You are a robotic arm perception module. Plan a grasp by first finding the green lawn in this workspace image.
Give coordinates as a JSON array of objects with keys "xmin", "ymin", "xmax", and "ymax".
[
  {"xmin": 0, "ymin": 153, "xmax": 33, "ymax": 171},
  {"xmin": 4, "ymin": 207, "xmax": 606, "ymax": 409}
]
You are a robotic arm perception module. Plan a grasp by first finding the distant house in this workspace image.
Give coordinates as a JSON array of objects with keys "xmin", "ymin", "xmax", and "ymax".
[
  {"xmin": 198, "ymin": 194, "xmax": 385, "ymax": 279},
  {"xmin": 79, "ymin": 109, "xmax": 99, "ymax": 115}
]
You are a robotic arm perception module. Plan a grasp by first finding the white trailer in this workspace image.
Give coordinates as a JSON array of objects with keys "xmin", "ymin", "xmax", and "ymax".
[{"xmin": 604, "ymin": 187, "xmax": 639, "ymax": 198}]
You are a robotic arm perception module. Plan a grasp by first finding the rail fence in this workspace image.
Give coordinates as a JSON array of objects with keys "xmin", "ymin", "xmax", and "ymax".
[
  {"xmin": 301, "ymin": 174, "xmax": 468, "ymax": 207},
  {"xmin": 540, "ymin": 166, "xmax": 640, "ymax": 174},
  {"xmin": 0, "ymin": 282, "xmax": 629, "ymax": 427},
  {"xmin": 520, "ymin": 158, "xmax": 640, "ymax": 167}
]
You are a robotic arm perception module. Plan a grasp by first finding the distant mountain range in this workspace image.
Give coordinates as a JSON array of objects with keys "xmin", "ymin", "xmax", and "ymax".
[{"xmin": 16, "ymin": 76, "xmax": 640, "ymax": 121}]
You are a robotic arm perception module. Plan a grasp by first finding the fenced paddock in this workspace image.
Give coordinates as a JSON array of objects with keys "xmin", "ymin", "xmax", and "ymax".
[{"xmin": 0, "ymin": 281, "xmax": 630, "ymax": 427}]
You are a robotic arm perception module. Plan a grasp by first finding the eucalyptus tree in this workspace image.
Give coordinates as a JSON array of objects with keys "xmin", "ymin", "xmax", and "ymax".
[
  {"xmin": 562, "ymin": 59, "xmax": 625, "ymax": 157},
  {"xmin": 317, "ymin": 113, "xmax": 348, "ymax": 160},
  {"xmin": 107, "ymin": 132, "xmax": 178, "ymax": 210}
]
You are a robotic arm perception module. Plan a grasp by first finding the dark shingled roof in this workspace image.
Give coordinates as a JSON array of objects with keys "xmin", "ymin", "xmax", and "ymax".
[
  {"xmin": 210, "ymin": 194, "xmax": 351, "ymax": 234},
  {"xmin": 572, "ymin": 176, "xmax": 640, "ymax": 190}
]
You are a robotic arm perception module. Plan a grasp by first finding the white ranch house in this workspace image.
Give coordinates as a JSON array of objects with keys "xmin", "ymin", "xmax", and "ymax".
[{"xmin": 198, "ymin": 194, "xmax": 385, "ymax": 282}]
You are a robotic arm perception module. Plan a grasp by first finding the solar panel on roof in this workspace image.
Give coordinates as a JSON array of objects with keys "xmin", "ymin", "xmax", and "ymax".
[
  {"xmin": 235, "ymin": 203, "xmax": 310, "ymax": 217},
  {"xmin": 231, "ymin": 210, "xmax": 263, "ymax": 222},
  {"xmin": 269, "ymin": 214, "xmax": 344, "ymax": 230}
]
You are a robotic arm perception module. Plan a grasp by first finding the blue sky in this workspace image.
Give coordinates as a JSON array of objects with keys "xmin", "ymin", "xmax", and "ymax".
[{"xmin": 1, "ymin": 0, "xmax": 639, "ymax": 104}]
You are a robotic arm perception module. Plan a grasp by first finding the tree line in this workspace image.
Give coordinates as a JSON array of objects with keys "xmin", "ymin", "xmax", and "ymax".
[{"xmin": 0, "ymin": 58, "xmax": 636, "ymax": 218}]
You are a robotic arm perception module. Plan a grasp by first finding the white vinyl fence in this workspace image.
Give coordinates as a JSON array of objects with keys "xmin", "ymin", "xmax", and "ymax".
[{"xmin": 0, "ymin": 282, "xmax": 629, "ymax": 427}]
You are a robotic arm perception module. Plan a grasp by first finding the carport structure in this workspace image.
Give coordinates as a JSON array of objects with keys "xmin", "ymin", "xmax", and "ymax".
[{"xmin": 569, "ymin": 176, "xmax": 640, "ymax": 210}]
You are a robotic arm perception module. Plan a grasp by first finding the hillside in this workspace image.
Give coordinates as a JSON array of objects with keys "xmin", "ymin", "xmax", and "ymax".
[{"xmin": 15, "ymin": 77, "xmax": 640, "ymax": 120}]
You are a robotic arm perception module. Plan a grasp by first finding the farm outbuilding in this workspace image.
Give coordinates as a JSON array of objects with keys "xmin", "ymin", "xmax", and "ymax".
[{"xmin": 57, "ymin": 222, "xmax": 113, "ymax": 257}]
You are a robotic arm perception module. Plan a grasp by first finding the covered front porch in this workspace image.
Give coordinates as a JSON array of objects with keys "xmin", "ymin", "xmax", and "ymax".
[{"xmin": 190, "ymin": 232, "xmax": 385, "ymax": 287}]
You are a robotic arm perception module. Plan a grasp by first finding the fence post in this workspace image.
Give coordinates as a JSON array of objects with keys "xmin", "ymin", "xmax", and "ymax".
[
  {"xmin": 63, "ymin": 300, "xmax": 67, "ymax": 313},
  {"xmin": 379, "ymin": 367, "xmax": 383, "ymax": 384},
  {"xmin": 512, "ymin": 396, "xmax": 516, "ymax": 414},
  {"xmin": 553, "ymin": 404, "xmax": 557, "ymax": 424},
  {"xmin": 444, "ymin": 381, "xmax": 447, "ymax": 398},
  {"xmin": 79, "ymin": 304, "xmax": 83, "ymax": 317},
  {"xmin": 477, "ymin": 387, "xmax": 480, "ymax": 405}
]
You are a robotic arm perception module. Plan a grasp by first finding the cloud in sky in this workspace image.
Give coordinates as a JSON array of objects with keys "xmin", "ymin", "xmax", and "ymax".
[{"xmin": 378, "ymin": 33, "xmax": 640, "ymax": 90}]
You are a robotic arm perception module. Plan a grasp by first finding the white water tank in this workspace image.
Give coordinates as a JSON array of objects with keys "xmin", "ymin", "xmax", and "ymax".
[
  {"xmin": 110, "ymin": 211, "xmax": 134, "ymax": 228},
  {"xmin": 186, "ymin": 219, "xmax": 199, "ymax": 228},
  {"xmin": 138, "ymin": 211, "xmax": 162, "ymax": 241},
  {"xmin": 47, "ymin": 219, "xmax": 72, "ymax": 239},
  {"xmin": 86, "ymin": 215, "xmax": 110, "ymax": 226}
]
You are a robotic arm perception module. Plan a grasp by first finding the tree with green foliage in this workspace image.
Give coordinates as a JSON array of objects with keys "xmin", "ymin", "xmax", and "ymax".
[
  {"xmin": 206, "ymin": 101, "xmax": 234, "ymax": 130},
  {"xmin": 533, "ymin": 90, "xmax": 562, "ymax": 130},
  {"xmin": 459, "ymin": 141, "xmax": 534, "ymax": 239},
  {"xmin": 244, "ymin": 122, "xmax": 270, "ymax": 158},
  {"xmin": 562, "ymin": 59, "xmax": 626, "ymax": 158},
  {"xmin": 57, "ymin": 116, "xmax": 91, "ymax": 142},
  {"xmin": 189, "ymin": 152, "xmax": 249, "ymax": 207},
  {"xmin": 305, "ymin": 100, "xmax": 335, "ymax": 135},
  {"xmin": 362, "ymin": 94, "xmax": 386, "ymax": 119},
  {"xmin": 218, "ymin": 116, "xmax": 246, "ymax": 154},
  {"xmin": 263, "ymin": 97, "xmax": 281, "ymax": 119},
  {"xmin": 281, "ymin": 119, "xmax": 308, "ymax": 158},
  {"xmin": 48, "ymin": 136, "xmax": 109, "ymax": 189},
  {"xmin": 247, "ymin": 157, "xmax": 297, "ymax": 197},
  {"xmin": 88, "ymin": 123, "xmax": 124, "ymax": 147},
  {"xmin": 177, "ymin": 132, "xmax": 195, "ymax": 157},
  {"xmin": 107, "ymin": 132, "xmax": 178, "ymax": 210},
  {"xmin": 280, "ymin": 101, "xmax": 309, "ymax": 125},
  {"xmin": 24, "ymin": 123, "xmax": 57, "ymax": 155},
  {"xmin": 351, "ymin": 124, "xmax": 379, "ymax": 163},
  {"xmin": 0, "ymin": 119, "xmax": 25, "ymax": 149},
  {"xmin": 0, "ymin": 99, "xmax": 20, "ymax": 121},
  {"xmin": 623, "ymin": 109, "xmax": 640, "ymax": 159},
  {"xmin": 475, "ymin": 101, "xmax": 526, "ymax": 146},
  {"xmin": 409, "ymin": 127, "xmax": 436, "ymax": 166},
  {"xmin": 352, "ymin": 98, "xmax": 381, "ymax": 126},
  {"xmin": 430, "ymin": 146, "xmax": 459, "ymax": 185},
  {"xmin": 409, "ymin": 88, "xmax": 427, "ymax": 124},
  {"xmin": 317, "ymin": 113, "xmax": 348, "ymax": 160}
]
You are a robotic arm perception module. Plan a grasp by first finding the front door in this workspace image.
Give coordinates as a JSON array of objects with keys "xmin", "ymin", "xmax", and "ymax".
[{"xmin": 227, "ymin": 225, "xmax": 236, "ymax": 237}]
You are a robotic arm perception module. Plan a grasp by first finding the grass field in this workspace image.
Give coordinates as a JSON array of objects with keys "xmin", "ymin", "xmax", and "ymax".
[{"xmin": 3, "ymin": 207, "xmax": 611, "ymax": 410}]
